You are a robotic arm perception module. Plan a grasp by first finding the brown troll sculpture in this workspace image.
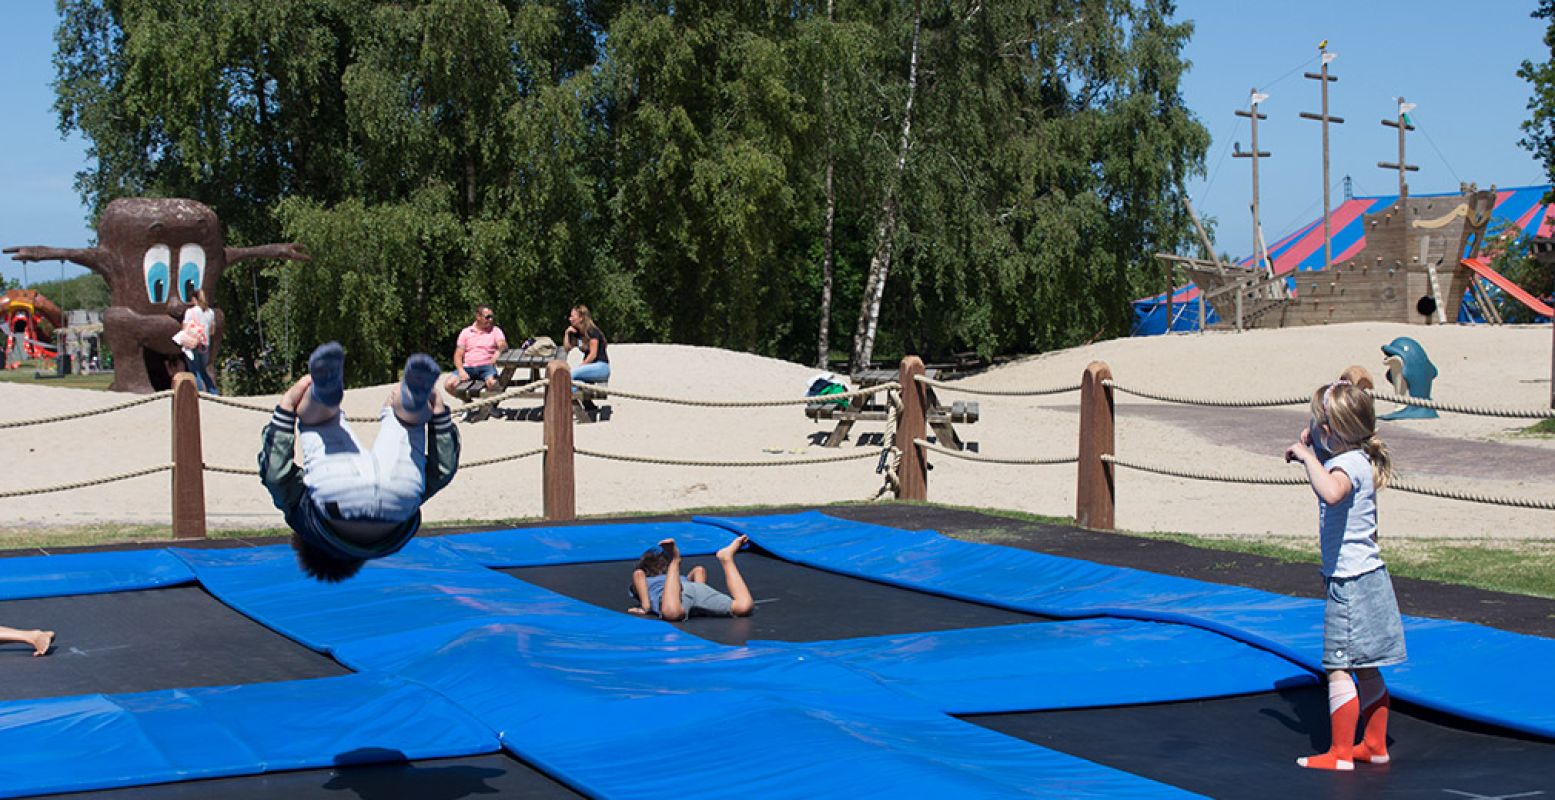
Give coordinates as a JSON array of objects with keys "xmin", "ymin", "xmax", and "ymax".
[{"xmin": 5, "ymin": 198, "xmax": 309, "ymax": 393}]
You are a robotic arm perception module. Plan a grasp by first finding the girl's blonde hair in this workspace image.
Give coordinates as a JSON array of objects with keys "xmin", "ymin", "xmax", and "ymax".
[
  {"xmin": 193, "ymin": 288, "xmax": 210, "ymax": 311},
  {"xmin": 1310, "ymin": 373, "xmax": 1393, "ymax": 489}
]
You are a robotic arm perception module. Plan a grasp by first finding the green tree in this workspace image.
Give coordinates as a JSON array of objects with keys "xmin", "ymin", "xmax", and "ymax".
[
  {"xmin": 53, "ymin": 0, "xmax": 1209, "ymax": 387},
  {"xmin": 1522, "ymin": 0, "xmax": 1555, "ymax": 193}
]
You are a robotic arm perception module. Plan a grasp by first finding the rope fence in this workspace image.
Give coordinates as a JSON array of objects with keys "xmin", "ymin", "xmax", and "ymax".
[
  {"xmin": 0, "ymin": 464, "xmax": 173, "ymax": 499},
  {"xmin": 462, "ymin": 447, "xmax": 547, "ymax": 469},
  {"xmin": 572, "ymin": 381, "xmax": 897, "ymax": 408},
  {"xmin": 1101, "ymin": 455, "xmax": 1555, "ymax": 511},
  {"xmin": 1103, "ymin": 380, "xmax": 1311, "ymax": 408},
  {"xmin": 1101, "ymin": 379, "xmax": 1555, "ymax": 419},
  {"xmin": 0, "ymin": 391, "xmax": 172, "ymax": 428},
  {"xmin": 203, "ymin": 463, "xmax": 260, "ymax": 477},
  {"xmin": 1, "ymin": 355, "xmax": 1551, "ymax": 536},
  {"xmin": 917, "ymin": 438, "xmax": 1078, "ymax": 466},
  {"xmin": 916, "ymin": 374, "xmax": 1081, "ymax": 397},
  {"xmin": 576, "ymin": 446, "xmax": 883, "ymax": 469},
  {"xmin": 1100, "ymin": 454, "xmax": 1308, "ymax": 486}
]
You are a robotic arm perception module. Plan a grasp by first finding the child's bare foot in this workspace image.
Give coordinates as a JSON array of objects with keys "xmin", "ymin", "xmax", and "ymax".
[
  {"xmin": 31, "ymin": 630, "xmax": 54, "ymax": 656},
  {"xmin": 716, "ymin": 535, "xmax": 749, "ymax": 562},
  {"xmin": 658, "ymin": 538, "xmax": 679, "ymax": 561}
]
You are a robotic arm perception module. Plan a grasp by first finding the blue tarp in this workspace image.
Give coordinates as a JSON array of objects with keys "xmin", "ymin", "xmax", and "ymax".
[
  {"xmin": 444, "ymin": 520, "xmax": 732, "ymax": 567},
  {"xmin": 698, "ymin": 511, "xmax": 1555, "ymax": 740},
  {"xmin": 174, "ymin": 538, "xmax": 1205, "ymax": 799},
  {"xmin": 1, "ymin": 513, "xmax": 1552, "ymax": 797},
  {"xmin": 1131, "ymin": 286, "xmax": 1220, "ymax": 336},
  {"xmin": 0, "ymin": 549, "xmax": 194, "ymax": 601},
  {"xmin": 0, "ymin": 673, "xmax": 495, "ymax": 797},
  {"xmin": 783, "ymin": 620, "xmax": 1313, "ymax": 714}
]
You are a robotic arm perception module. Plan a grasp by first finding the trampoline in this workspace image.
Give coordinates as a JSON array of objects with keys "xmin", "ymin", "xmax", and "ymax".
[{"xmin": 2, "ymin": 509, "xmax": 1552, "ymax": 799}]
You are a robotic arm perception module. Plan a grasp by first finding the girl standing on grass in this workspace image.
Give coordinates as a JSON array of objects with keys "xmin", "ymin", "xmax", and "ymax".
[{"xmin": 1284, "ymin": 370, "xmax": 1405, "ymax": 771}]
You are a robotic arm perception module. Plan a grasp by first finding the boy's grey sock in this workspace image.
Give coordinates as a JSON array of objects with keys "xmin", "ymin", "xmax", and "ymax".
[
  {"xmin": 308, "ymin": 342, "xmax": 345, "ymax": 407},
  {"xmin": 401, "ymin": 353, "xmax": 440, "ymax": 411}
]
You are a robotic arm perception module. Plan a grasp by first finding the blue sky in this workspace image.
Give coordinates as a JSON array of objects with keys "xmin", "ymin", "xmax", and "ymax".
[{"xmin": 1, "ymin": 0, "xmax": 1549, "ymax": 286}]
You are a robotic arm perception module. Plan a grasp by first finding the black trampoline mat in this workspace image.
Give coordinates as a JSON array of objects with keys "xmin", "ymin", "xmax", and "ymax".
[
  {"xmin": 970, "ymin": 683, "xmax": 1555, "ymax": 799},
  {"xmin": 44, "ymin": 752, "xmax": 581, "ymax": 800},
  {"xmin": 504, "ymin": 551, "xmax": 1045, "ymax": 646},
  {"xmin": 0, "ymin": 586, "xmax": 348, "ymax": 701}
]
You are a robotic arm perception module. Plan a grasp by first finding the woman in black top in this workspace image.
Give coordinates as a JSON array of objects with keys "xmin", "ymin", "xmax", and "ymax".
[{"xmin": 565, "ymin": 304, "xmax": 610, "ymax": 384}]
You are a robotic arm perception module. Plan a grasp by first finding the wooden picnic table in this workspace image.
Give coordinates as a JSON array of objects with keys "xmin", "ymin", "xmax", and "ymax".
[
  {"xmin": 805, "ymin": 367, "xmax": 979, "ymax": 449},
  {"xmin": 452, "ymin": 349, "xmax": 551, "ymax": 422},
  {"xmin": 454, "ymin": 349, "xmax": 609, "ymax": 423}
]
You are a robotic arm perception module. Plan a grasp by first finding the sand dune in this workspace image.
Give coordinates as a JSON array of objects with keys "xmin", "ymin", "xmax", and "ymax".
[{"xmin": 1, "ymin": 322, "xmax": 1550, "ymax": 540}]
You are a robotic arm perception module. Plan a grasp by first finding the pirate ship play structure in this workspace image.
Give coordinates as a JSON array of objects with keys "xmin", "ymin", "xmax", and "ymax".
[{"xmin": 1138, "ymin": 45, "xmax": 1555, "ymax": 334}]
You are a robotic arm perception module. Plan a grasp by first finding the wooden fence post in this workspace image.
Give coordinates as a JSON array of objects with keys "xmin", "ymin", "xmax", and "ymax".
[
  {"xmin": 543, "ymin": 359, "xmax": 576, "ymax": 521},
  {"xmin": 1076, "ymin": 361, "xmax": 1115, "ymax": 531},
  {"xmin": 895, "ymin": 356, "xmax": 928, "ymax": 501},
  {"xmin": 170, "ymin": 372, "xmax": 206, "ymax": 539}
]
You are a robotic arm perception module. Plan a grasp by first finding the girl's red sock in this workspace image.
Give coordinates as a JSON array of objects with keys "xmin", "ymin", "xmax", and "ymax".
[
  {"xmin": 1297, "ymin": 674, "xmax": 1358, "ymax": 771},
  {"xmin": 1353, "ymin": 673, "xmax": 1391, "ymax": 764}
]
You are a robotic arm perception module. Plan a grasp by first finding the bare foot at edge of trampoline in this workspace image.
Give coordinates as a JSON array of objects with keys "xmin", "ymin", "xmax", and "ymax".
[
  {"xmin": 32, "ymin": 630, "xmax": 54, "ymax": 656},
  {"xmin": 716, "ymin": 535, "xmax": 749, "ymax": 562}
]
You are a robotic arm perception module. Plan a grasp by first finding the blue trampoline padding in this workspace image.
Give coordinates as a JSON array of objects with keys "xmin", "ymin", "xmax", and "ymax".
[
  {"xmin": 698, "ymin": 511, "xmax": 1555, "ymax": 739},
  {"xmin": 0, "ymin": 549, "xmax": 195, "ymax": 601},
  {"xmin": 779, "ymin": 620, "xmax": 1315, "ymax": 714},
  {"xmin": 503, "ymin": 688, "xmax": 1205, "ymax": 799},
  {"xmin": 175, "ymin": 541, "xmax": 1207, "ymax": 798},
  {"xmin": 0, "ymin": 673, "xmax": 496, "ymax": 798},
  {"xmin": 337, "ymin": 623, "xmax": 1203, "ymax": 799},
  {"xmin": 172, "ymin": 539, "xmax": 656, "ymax": 657},
  {"xmin": 442, "ymin": 520, "xmax": 735, "ymax": 567}
]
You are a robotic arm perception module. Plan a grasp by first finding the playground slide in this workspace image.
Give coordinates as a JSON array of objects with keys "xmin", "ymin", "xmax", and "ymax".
[
  {"xmin": 2, "ymin": 289, "xmax": 62, "ymax": 364},
  {"xmin": 2, "ymin": 289, "xmax": 63, "ymax": 329},
  {"xmin": 1461, "ymin": 258, "xmax": 1555, "ymax": 317}
]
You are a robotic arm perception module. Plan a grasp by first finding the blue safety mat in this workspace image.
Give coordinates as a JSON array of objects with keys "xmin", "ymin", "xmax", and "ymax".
[
  {"xmin": 699, "ymin": 511, "xmax": 1555, "ymax": 739},
  {"xmin": 172, "ymin": 539, "xmax": 1204, "ymax": 799},
  {"xmin": 778, "ymin": 620, "xmax": 1315, "ymax": 714},
  {"xmin": 443, "ymin": 520, "xmax": 734, "ymax": 567},
  {"xmin": 0, "ymin": 549, "xmax": 194, "ymax": 601},
  {"xmin": 4, "ymin": 511, "xmax": 1550, "ymax": 797},
  {"xmin": 0, "ymin": 673, "xmax": 495, "ymax": 797}
]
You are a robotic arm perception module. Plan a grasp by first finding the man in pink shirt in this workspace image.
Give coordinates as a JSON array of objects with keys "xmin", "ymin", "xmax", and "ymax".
[{"xmin": 442, "ymin": 305, "xmax": 507, "ymax": 394}]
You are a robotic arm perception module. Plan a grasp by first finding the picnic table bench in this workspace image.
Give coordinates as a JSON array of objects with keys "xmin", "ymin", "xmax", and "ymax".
[
  {"xmin": 806, "ymin": 367, "xmax": 978, "ymax": 449},
  {"xmin": 453, "ymin": 350, "xmax": 608, "ymax": 423}
]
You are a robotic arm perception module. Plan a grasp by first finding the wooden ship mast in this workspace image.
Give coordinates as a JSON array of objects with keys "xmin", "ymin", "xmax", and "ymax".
[{"xmin": 1156, "ymin": 44, "xmax": 1499, "ymax": 331}]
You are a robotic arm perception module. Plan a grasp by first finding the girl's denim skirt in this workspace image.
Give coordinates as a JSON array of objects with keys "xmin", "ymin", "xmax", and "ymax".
[{"xmin": 1323, "ymin": 565, "xmax": 1407, "ymax": 670}]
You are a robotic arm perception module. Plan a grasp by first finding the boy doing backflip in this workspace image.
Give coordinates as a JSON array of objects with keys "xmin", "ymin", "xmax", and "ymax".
[{"xmin": 261, "ymin": 342, "xmax": 460, "ymax": 582}]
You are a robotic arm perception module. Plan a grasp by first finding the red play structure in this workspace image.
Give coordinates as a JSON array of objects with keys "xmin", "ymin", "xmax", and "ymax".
[{"xmin": 2, "ymin": 289, "xmax": 61, "ymax": 368}]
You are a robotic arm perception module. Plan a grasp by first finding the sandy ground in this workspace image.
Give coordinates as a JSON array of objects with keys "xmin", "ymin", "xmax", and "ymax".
[{"xmin": 1, "ymin": 322, "xmax": 1550, "ymax": 539}]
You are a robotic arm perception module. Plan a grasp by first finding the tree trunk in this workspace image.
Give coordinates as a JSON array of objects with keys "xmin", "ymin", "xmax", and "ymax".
[
  {"xmin": 817, "ymin": 159, "xmax": 835, "ymax": 368},
  {"xmin": 851, "ymin": 0, "xmax": 920, "ymax": 373},
  {"xmin": 816, "ymin": 0, "xmax": 837, "ymax": 370}
]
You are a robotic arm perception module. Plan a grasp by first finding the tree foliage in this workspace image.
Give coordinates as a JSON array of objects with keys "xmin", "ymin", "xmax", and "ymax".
[
  {"xmin": 54, "ymin": 0, "xmax": 1208, "ymax": 387},
  {"xmin": 1515, "ymin": 0, "xmax": 1555, "ymax": 315}
]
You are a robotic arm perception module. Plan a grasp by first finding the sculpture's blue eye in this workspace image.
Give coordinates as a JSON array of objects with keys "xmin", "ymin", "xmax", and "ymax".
[
  {"xmin": 177, "ymin": 244, "xmax": 207, "ymax": 302},
  {"xmin": 143, "ymin": 245, "xmax": 171, "ymax": 304}
]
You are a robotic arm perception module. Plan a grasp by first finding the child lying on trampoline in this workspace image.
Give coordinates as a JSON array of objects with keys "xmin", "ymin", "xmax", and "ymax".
[
  {"xmin": 260, "ymin": 342, "xmax": 460, "ymax": 582},
  {"xmin": 0, "ymin": 625, "xmax": 54, "ymax": 656},
  {"xmin": 628, "ymin": 536, "xmax": 755, "ymax": 621}
]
